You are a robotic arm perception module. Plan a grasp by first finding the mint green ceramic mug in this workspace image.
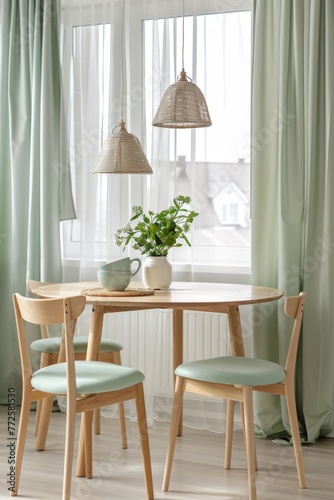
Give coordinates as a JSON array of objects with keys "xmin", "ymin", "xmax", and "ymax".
[
  {"xmin": 97, "ymin": 269, "xmax": 132, "ymax": 290},
  {"xmin": 97, "ymin": 258, "xmax": 141, "ymax": 290}
]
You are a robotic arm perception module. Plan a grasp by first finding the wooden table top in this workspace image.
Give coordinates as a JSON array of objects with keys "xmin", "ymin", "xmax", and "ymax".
[{"xmin": 32, "ymin": 281, "xmax": 284, "ymax": 310}]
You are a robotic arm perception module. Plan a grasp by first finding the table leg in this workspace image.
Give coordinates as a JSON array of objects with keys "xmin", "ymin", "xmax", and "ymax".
[
  {"xmin": 227, "ymin": 305, "xmax": 246, "ymax": 463},
  {"xmin": 86, "ymin": 305, "xmax": 105, "ymax": 360},
  {"xmin": 76, "ymin": 305, "xmax": 105, "ymax": 477},
  {"xmin": 172, "ymin": 309, "xmax": 183, "ymax": 436},
  {"xmin": 227, "ymin": 305, "xmax": 245, "ymax": 356}
]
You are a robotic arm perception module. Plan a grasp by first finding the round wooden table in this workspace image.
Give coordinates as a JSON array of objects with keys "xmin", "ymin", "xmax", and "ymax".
[{"xmin": 33, "ymin": 280, "xmax": 283, "ymax": 476}]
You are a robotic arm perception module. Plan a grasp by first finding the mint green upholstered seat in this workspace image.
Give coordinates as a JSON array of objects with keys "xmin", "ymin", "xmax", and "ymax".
[
  {"xmin": 175, "ymin": 356, "xmax": 286, "ymax": 387},
  {"xmin": 30, "ymin": 336, "xmax": 123, "ymax": 354},
  {"xmin": 32, "ymin": 361, "xmax": 144, "ymax": 395}
]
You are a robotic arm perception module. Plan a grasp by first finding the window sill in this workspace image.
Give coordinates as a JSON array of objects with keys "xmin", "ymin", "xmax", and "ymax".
[{"xmin": 62, "ymin": 259, "xmax": 251, "ymax": 285}]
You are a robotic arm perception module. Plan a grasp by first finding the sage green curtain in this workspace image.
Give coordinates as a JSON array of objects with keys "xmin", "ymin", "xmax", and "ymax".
[
  {"xmin": 251, "ymin": 0, "xmax": 334, "ymax": 443},
  {"xmin": 0, "ymin": 0, "xmax": 75, "ymax": 404}
]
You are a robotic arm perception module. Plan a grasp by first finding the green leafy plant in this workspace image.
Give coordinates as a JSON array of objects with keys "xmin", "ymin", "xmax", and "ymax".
[{"xmin": 115, "ymin": 195, "xmax": 199, "ymax": 257}]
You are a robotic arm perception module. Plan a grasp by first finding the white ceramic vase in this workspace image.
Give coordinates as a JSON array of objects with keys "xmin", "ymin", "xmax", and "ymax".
[{"xmin": 142, "ymin": 256, "xmax": 172, "ymax": 289}]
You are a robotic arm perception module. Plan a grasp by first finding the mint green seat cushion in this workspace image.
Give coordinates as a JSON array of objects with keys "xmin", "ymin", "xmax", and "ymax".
[
  {"xmin": 32, "ymin": 361, "xmax": 144, "ymax": 395},
  {"xmin": 175, "ymin": 356, "xmax": 285, "ymax": 387},
  {"xmin": 30, "ymin": 336, "xmax": 123, "ymax": 354}
]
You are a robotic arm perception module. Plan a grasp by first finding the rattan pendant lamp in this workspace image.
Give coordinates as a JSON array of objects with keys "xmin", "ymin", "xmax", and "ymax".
[
  {"xmin": 91, "ymin": 0, "xmax": 152, "ymax": 174},
  {"xmin": 152, "ymin": 0, "xmax": 212, "ymax": 129}
]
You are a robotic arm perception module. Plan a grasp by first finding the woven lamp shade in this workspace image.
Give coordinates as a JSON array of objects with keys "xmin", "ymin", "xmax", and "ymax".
[
  {"xmin": 91, "ymin": 122, "xmax": 153, "ymax": 174},
  {"xmin": 152, "ymin": 70, "xmax": 212, "ymax": 129}
]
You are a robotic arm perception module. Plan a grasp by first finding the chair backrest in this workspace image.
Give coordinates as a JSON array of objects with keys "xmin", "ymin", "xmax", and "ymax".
[
  {"xmin": 26, "ymin": 279, "xmax": 52, "ymax": 339},
  {"xmin": 13, "ymin": 294, "xmax": 86, "ymax": 387},
  {"xmin": 284, "ymin": 292, "xmax": 305, "ymax": 381}
]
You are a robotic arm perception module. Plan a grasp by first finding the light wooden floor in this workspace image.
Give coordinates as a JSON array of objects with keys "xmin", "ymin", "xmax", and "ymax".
[{"xmin": 0, "ymin": 405, "xmax": 333, "ymax": 500}]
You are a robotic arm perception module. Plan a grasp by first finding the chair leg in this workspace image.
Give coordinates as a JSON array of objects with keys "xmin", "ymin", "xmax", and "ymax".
[
  {"xmin": 243, "ymin": 386, "xmax": 257, "ymax": 500},
  {"xmin": 135, "ymin": 383, "xmax": 154, "ymax": 500},
  {"xmin": 76, "ymin": 410, "xmax": 94, "ymax": 479},
  {"xmin": 285, "ymin": 384, "xmax": 306, "ymax": 488},
  {"xmin": 35, "ymin": 396, "xmax": 54, "ymax": 451},
  {"xmin": 225, "ymin": 400, "xmax": 235, "ymax": 469},
  {"xmin": 117, "ymin": 400, "xmax": 128, "ymax": 449},
  {"xmin": 111, "ymin": 351, "xmax": 128, "ymax": 448},
  {"xmin": 84, "ymin": 411, "xmax": 94, "ymax": 479},
  {"xmin": 11, "ymin": 390, "xmax": 32, "ymax": 497},
  {"xmin": 162, "ymin": 376, "xmax": 187, "ymax": 492},
  {"xmin": 76, "ymin": 415, "xmax": 86, "ymax": 477},
  {"xmin": 34, "ymin": 400, "xmax": 42, "ymax": 436},
  {"xmin": 240, "ymin": 400, "xmax": 258, "ymax": 471},
  {"xmin": 94, "ymin": 408, "xmax": 101, "ymax": 435},
  {"xmin": 62, "ymin": 395, "xmax": 77, "ymax": 500}
]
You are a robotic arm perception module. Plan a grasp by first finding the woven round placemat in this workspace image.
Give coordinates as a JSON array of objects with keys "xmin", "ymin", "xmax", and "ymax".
[{"xmin": 81, "ymin": 287, "xmax": 154, "ymax": 297}]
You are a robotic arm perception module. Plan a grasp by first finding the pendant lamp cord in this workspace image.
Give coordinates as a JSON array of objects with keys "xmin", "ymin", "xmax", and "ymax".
[
  {"xmin": 181, "ymin": 0, "xmax": 185, "ymax": 70},
  {"xmin": 120, "ymin": 0, "xmax": 125, "ymax": 123}
]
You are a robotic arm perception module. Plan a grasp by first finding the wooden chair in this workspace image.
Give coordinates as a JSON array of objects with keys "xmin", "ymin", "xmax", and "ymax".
[
  {"xmin": 12, "ymin": 293, "xmax": 154, "ymax": 500},
  {"xmin": 163, "ymin": 292, "xmax": 306, "ymax": 500},
  {"xmin": 27, "ymin": 279, "xmax": 126, "ymax": 449}
]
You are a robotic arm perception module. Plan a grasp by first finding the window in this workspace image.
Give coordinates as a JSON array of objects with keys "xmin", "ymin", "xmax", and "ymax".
[
  {"xmin": 143, "ymin": 8, "xmax": 251, "ymax": 270},
  {"xmin": 61, "ymin": 0, "xmax": 252, "ymax": 276}
]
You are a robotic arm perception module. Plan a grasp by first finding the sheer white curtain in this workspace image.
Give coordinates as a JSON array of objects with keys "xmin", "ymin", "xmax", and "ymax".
[{"xmin": 59, "ymin": 0, "xmax": 251, "ymax": 430}]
